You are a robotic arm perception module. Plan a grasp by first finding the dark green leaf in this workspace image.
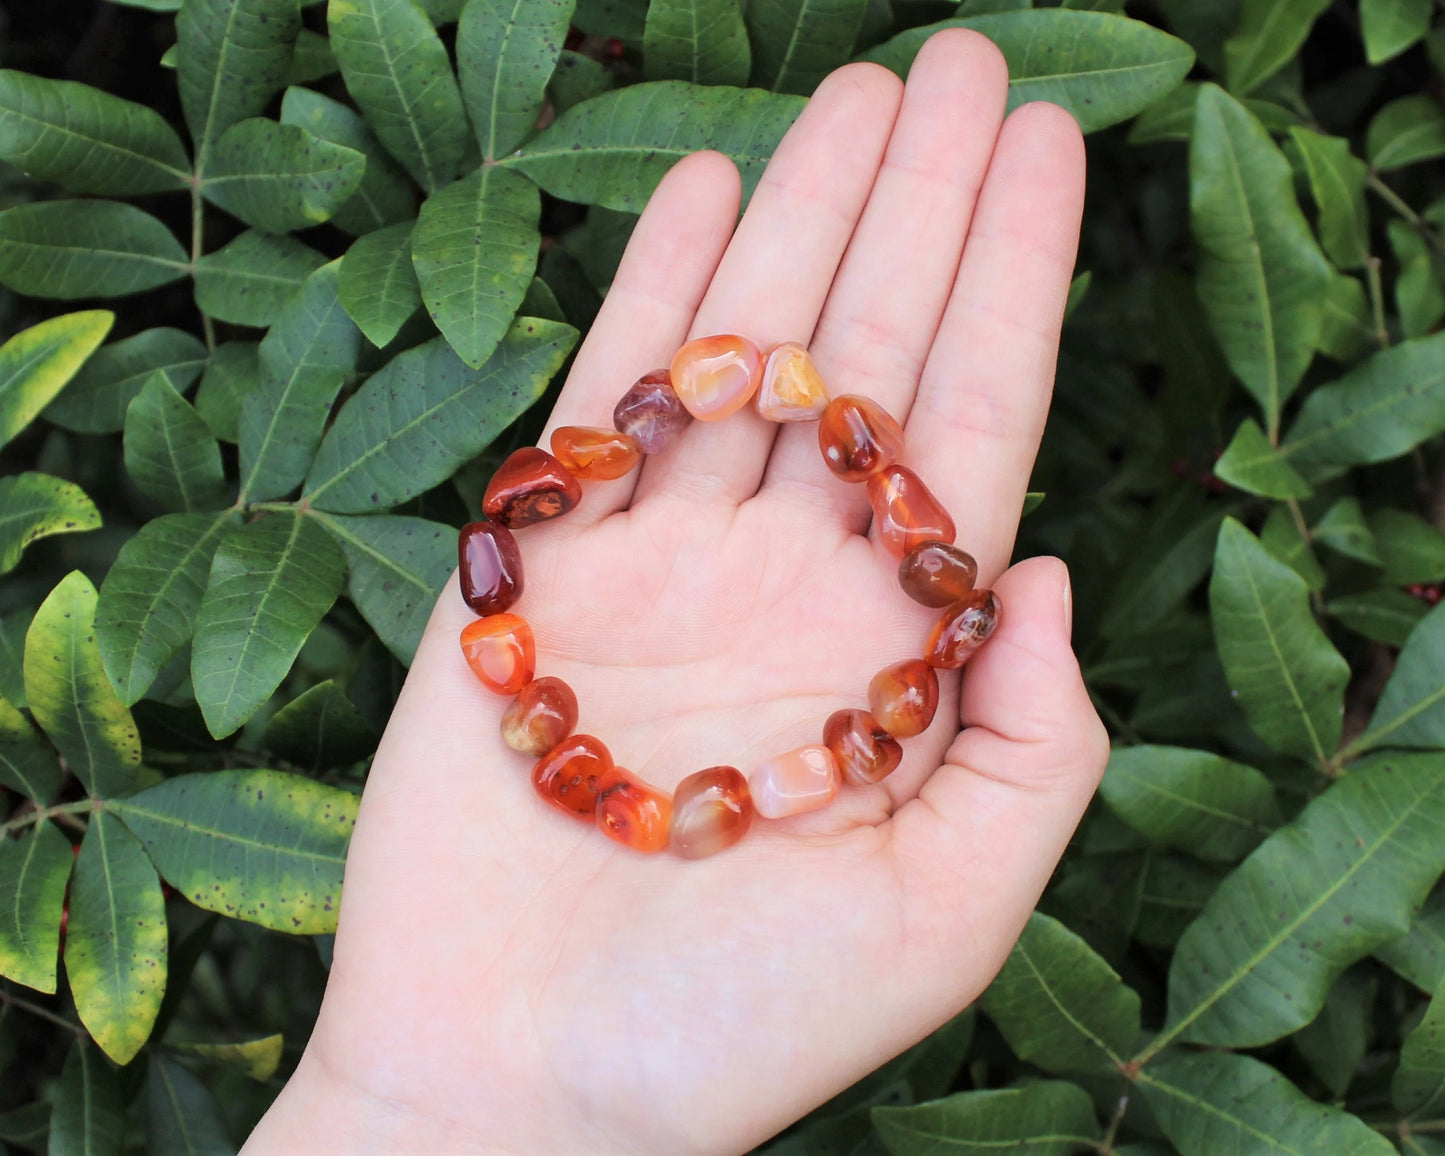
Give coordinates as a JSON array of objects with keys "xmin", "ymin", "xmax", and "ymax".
[
  {"xmin": 0, "ymin": 694, "xmax": 59, "ymax": 802},
  {"xmin": 0, "ymin": 608, "xmax": 33, "ymax": 708},
  {"xmin": 1127, "ymin": 81, "xmax": 1302, "ymax": 144},
  {"xmin": 1288, "ymin": 127, "xmax": 1369, "ymax": 270},
  {"xmin": 1136, "ymin": 853, "xmax": 1224, "ymax": 949},
  {"xmin": 1317, "ymin": 272, "xmax": 1373, "ymax": 362},
  {"xmin": 458, "ymin": 0, "xmax": 575, "ymax": 158},
  {"xmin": 0, "ymin": 200, "xmax": 188, "ymax": 299},
  {"xmin": 1328, "ymin": 588, "xmax": 1429, "ymax": 647},
  {"xmin": 194, "ymin": 342, "xmax": 258, "ymax": 443},
  {"xmin": 747, "ymin": 0, "xmax": 861, "ymax": 94},
  {"xmin": 338, "ymin": 221, "xmax": 422, "ymax": 348},
  {"xmin": 44, "ymin": 327, "xmax": 206, "ymax": 434},
  {"xmin": 194, "ymin": 230, "xmax": 328, "ymax": 327},
  {"xmin": 1377, "ymin": 885, "xmax": 1445, "ymax": 992},
  {"xmin": 1370, "ymin": 508, "xmax": 1445, "ymax": 585},
  {"xmin": 124, "ymin": 374, "xmax": 231, "ymax": 513},
  {"xmin": 287, "ymin": 28, "xmax": 339, "ymax": 84},
  {"xmin": 0, "ymin": 822, "xmax": 71, "ymax": 993},
  {"xmin": 1361, "ymin": 0, "xmax": 1432, "ymax": 64},
  {"xmin": 264, "ymin": 679, "xmax": 376, "ymax": 769},
  {"xmin": 1390, "ymin": 219, "xmax": 1445, "ymax": 339},
  {"xmin": 1351, "ymin": 602, "xmax": 1445, "ymax": 755},
  {"xmin": 638, "ymin": 0, "xmax": 749, "ymax": 87},
  {"xmin": 201, "ymin": 118, "xmax": 365, "ymax": 233},
  {"xmin": 1213, "ymin": 417, "xmax": 1312, "ymax": 499},
  {"xmin": 1223, "ymin": 0, "xmax": 1329, "ymax": 95},
  {"xmin": 1313, "ymin": 496, "xmax": 1382, "ymax": 566},
  {"xmin": 1293, "ymin": 967, "xmax": 1375, "ymax": 1097},
  {"xmin": 1394, "ymin": 981, "xmax": 1445, "ymax": 1125},
  {"xmin": 146, "ymin": 1054, "xmax": 236, "ymax": 1156},
  {"xmin": 548, "ymin": 49, "xmax": 615, "ymax": 115},
  {"xmin": 0, "ymin": 1102, "xmax": 49, "ymax": 1150},
  {"xmin": 1367, "ymin": 95, "xmax": 1445, "ymax": 170},
  {"xmin": 873, "ymin": 1082, "xmax": 1099, "ymax": 1156},
  {"xmin": 47, "ymin": 1040, "xmax": 126, "ymax": 1156},
  {"xmin": 1260, "ymin": 502, "xmax": 1325, "ymax": 590},
  {"xmin": 0, "ymin": 472, "xmax": 100, "ymax": 574},
  {"xmin": 0, "ymin": 310, "xmax": 114, "ymax": 447}
]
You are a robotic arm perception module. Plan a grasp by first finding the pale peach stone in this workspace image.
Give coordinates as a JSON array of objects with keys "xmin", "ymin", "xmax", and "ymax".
[
  {"xmin": 749, "ymin": 744, "xmax": 840, "ymax": 819},
  {"xmin": 670, "ymin": 335, "xmax": 763, "ymax": 421},
  {"xmin": 756, "ymin": 342, "xmax": 828, "ymax": 422}
]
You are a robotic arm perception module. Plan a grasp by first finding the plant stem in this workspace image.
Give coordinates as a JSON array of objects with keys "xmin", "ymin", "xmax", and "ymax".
[
  {"xmin": 191, "ymin": 182, "xmax": 215, "ymax": 351},
  {"xmin": 1, "ymin": 799, "xmax": 93, "ymax": 836},
  {"xmin": 1364, "ymin": 255, "xmax": 1390, "ymax": 349},
  {"xmin": 0, "ymin": 986, "xmax": 83, "ymax": 1034},
  {"xmin": 1285, "ymin": 497, "xmax": 1328, "ymax": 619},
  {"xmin": 1094, "ymin": 1087, "xmax": 1131, "ymax": 1154}
]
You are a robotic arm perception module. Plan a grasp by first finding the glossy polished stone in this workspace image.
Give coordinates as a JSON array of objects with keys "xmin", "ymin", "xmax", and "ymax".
[
  {"xmin": 532, "ymin": 734, "xmax": 611, "ymax": 819},
  {"xmin": 460, "ymin": 614, "xmax": 535, "ymax": 695},
  {"xmin": 613, "ymin": 369, "xmax": 692, "ymax": 454},
  {"xmin": 550, "ymin": 425, "xmax": 641, "ymax": 481},
  {"xmin": 596, "ymin": 768, "xmax": 672, "ymax": 853},
  {"xmin": 482, "ymin": 447, "xmax": 582, "ymax": 528},
  {"xmin": 867, "ymin": 659, "xmax": 939, "ymax": 739},
  {"xmin": 458, "ymin": 521, "xmax": 523, "ymax": 615},
  {"xmin": 671, "ymin": 334, "xmax": 764, "ymax": 421},
  {"xmin": 670, "ymin": 766, "xmax": 753, "ymax": 859},
  {"xmin": 756, "ymin": 342, "xmax": 828, "ymax": 422},
  {"xmin": 867, "ymin": 466, "xmax": 955, "ymax": 557},
  {"xmin": 749, "ymin": 745, "xmax": 839, "ymax": 819},
  {"xmin": 501, "ymin": 676, "xmax": 578, "ymax": 756},
  {"xmin": 898, "ymin": 541, "xmax": 978, "ymax": 608},
  {"xmin": 818, "ymin": 395, "xmax": 905, "ymax": 482},
  {"xmin": 824, "ymin": 709, "xmax": 903, "ymax": 785},
  {"xmin": 925, "ymin": 589, "xmax": 1002, "ymax": 669}
]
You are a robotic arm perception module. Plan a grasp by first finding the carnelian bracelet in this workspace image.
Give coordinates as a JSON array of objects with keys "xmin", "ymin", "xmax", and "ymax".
[{"xmin": 456, "ymin": 336, "xmax": 1000, "ymax": 859}]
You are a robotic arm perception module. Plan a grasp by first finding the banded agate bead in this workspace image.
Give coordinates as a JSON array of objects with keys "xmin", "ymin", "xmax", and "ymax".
[
  {"xmin": 749, "ymin": 744, "xmax": 839, "ymax": 819},
  {"xmin": 458, "ymin": 521, "xmax": 523, "ymax": 615},
  {"xmin": 669, "ymin": 766, "xmax": 753, "ymax": 859},
  {"xmin": 501, "ymin": 677, "xmax": 578, "ymax": 756},
  {"xmin": 483, "ymin": 447, "xmax": 582, "ymax": 528},
  {"xmin": 596, "ymin": 769, "xmax": 672, "ymax": 853},
  {"xmin": 898, "ymin": 541, "xmax": 977, "ymax": 608},
  {"xmin": 756, "ymin": 342, "xmax": 828, "ymax": 422},
  {"xmin": 867, "ymin": 659, "xmax": 938, "ymax": 738},
  {"xmin": 925, "ymin": 590, "xmax": 1001, "ymax": 669},
  {"xmin": 460, "ymin": 614, "xmax": 534, "ymax": 695},
  {"xmin": 533, "ymin": 734, "xmax": 611, "ymax": 819},
  {"xmin": 818, "ymin": 395, "xmax": 905, "ymax": 482},
  {"xmin": 671, "ymin": 334, "xmax": 764, "ymax": 421},
  {"xmin": 550, "ymin": 426, "xmax": 640, "ymax": 481},
  {"xmin": 867, "ymin": 466, "xmax": 955, "ymax": 557},
  {"xmin": 613, "ymin": 369, "xmax": 691, "ymax": 453},
  {"xmin": 824, "ymin": 709, "xmax": 902, "ymax": 785}
]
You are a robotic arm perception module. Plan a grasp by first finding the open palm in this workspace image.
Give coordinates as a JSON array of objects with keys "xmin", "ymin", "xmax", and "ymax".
[{"xmin": 244, "ymin": 30, "xmax": 1106, "ymax": 1156}]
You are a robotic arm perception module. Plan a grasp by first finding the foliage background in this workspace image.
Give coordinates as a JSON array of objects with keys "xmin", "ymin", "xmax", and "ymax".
[{"xmin": 0, "ymin": 0, "xmax": 1443, "ymax": 1151}]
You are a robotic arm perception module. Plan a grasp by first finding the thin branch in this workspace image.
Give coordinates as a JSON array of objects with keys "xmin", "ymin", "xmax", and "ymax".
[{"xmin": 0, "ymin": 987, "xmax": 83, "ymax": 1035}]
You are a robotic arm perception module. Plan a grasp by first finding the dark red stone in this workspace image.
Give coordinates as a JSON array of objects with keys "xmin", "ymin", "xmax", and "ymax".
[
  {"xmin": 458, "ymin": 521, "xmax": 523, "ymax": 615},
  {"xmin": 482, "ymin": 447, "xmax": 583, "ymax": 528}
]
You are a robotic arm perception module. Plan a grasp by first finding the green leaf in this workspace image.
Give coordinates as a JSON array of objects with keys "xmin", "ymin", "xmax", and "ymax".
[
  {"xmin": 278, "ymin": 86, "xmax": 417, "ymax": 236},
  {"xmin": 873, "ymin": 1082, "xmax": 1100, "ymax": 1156},
  {"xmin": 1136, "ymin": 853, "xmax": 1224, "ymax": 950},
  {"xmin": 0, "ymin": 1102, "xmax": 49, "ymax": 1151},
  {"xmin": 47, "ymin": 1040, "xmax": 126, "ymax": 1156},
  {"xmin": 200, "ymin": 117, "xmax": 365, "ymax": 233},
  {"xmin": 1317, "ymin": 272, "xmax": 1373, "ymax": 362},
  {"xmin": 0, "ymin": 70, "xmax": 190, "ymax": 194},
  {"xmin": 1100, "ymin": 745, "xmax": 1280, "ymax": 862},
  {"xmin": 1377, "ymin": 886, "xmax": 1445, "ymax": 992},
  {"xmin": 506, "ymin": 81, "xmax": 805, "ymax": 212},
  {"xmin": 548, "ymin": 48, "xmax": 615, "ymax": 114},
  {"xmin": 173, "ymin": 1035, "xmax": 284, "ymax": 1082},
  {"xmin": 1213, "ymin": 417, "xmax": 1312, "ymax": 499},
  {"xmin": 124, "ymin": 374, "xmax": 231, "ymax": 513},
  {"xmin": 1222, "ymin": 0, "xmax": 1329, "ymax": 96},
  {"xmin": 412, "ymin": 165, "xmax": 541, "ymax": 368},
  {"xmin": 642, "ymin": 0, "xmax": 750, "ymax": 88},
  {"xmin": 0, "ymin": 608, "xmax": 32, "ymax": 709},
  {"xmin": 1209, "ymin": 517, "xmax": 1348, "ymax": 767},
  {"xmin": 338, "ymin": 221, "xmax": 422, "ymax": 348},
  {"xmin": 176, "ymin": 0, "xmax": 301, "ymax": 170},
  {"xmin": 1190, "ymin": 85, "xmax": 1330, "ymax": 438},
  {"xmin": 1367, "ymin": 96, "xmax": 1445, "ymax": 171},
  {"xmin": 238, "ymin": 261, "xmax": 362, "ymax": 503},
  {"xmin": 1127, "ymin": 81, "xmax": 1302, "ymax": 144},
  {"xmin": 113, "ymin": 769, "xmax": 356, "ymax": 933},
  {"xmin": 0, "ymin": 695, "xmax": 60, "ymax": 801},
  {"xmin": 1328, "ymin": 588, "xmax": 1429, "ymax": 647},
  {"xmin": 191, "ymin": 512, "xmax": 347, "ymax": 738},
  {"xmin": 1155, "ymin": 753, "xmax": 1445, "ymax": 1051},
  {"xmin": 1370, "ymin": 508, "xmax": 1445, "ymax": 585},
  {"xmin": 1361, "ymin": 0, "xmax": 1432, "ymax": 63},
  {"xmin": 328, "ymin": 0, "xmax": 468, "ymax": 194},
  {"xmin": 0, "ymin": 822, "xmax": 71, "ymax": 993},
  {"xmin": 746, "ymin": 0, "xmax": 861, "ymax": 94},
  {"xmin": 314, "ymin": 513, "xmax": 452, "ymax": 663},
  {"xmin": 1351, "ymin": 602, "xmax": 1445, "ymax": 756},
  {"xmin": 264, "ymin": 679, "xmax": 375, "ymax": 770},
  {"xmin": 1288, "ymin": 128, "xmax": 1369, "ymax": 271},
  {"xmin": 981, "ymin": 912, "xmax": 1141, "ymax": 1074},
  {"xmin": 1099, "ymin": 495, "xmax": 1232, "ymax": 639},
  {"xmin": 1393, "ymin": 974, "xmax": 1445, "ymax": 1119},
  {"xmin": 1294, "ymin": 967, "xmax": 1375, "ymax": 1097},
  {"xmin": 194, "ymin": 342, "xmax": 258, "ymax": 443},
  {"xmin": 24, "ymin": 572, "xmax": 141, "ymax": 797},
  {"xmin": 1140, "ymin": 1052, "xmax": 1395, "ymax": 1156},
  {"xmin": 1390, "ymin": 219, "xmax": 1445, "ymax": 339},
  {"xmin": 44, "ymin": 327, "xmax": 206, "ymax": 434},
  {"xmin": 304, "ymin": 318, "xmax": 576, "ymax": 512},
  {"xmin": 861, "ymin": 12, "xmax": 1194, "ymax": 135},
  {"xmin": 287, "ymin": 28, "xmax": 339, "ymax": 84},
  {"xmin": 194, "ymin": 229, "xmax": 328, "ymax": 328},
  {"xmin": 0, "ymin": 310, "xmax": 114, "ymax": 449},
  {"xmin": 0, "ymin": 473, "xmax": 100, "ymax": 574},
  {"xmin": 0, "ymin": 200, "xmax": 188, "ymax": 299},
  {"xmin": 1313, "ymin": 496, "xmax": 1382, "ymax": 566},
  {"xmin": 146, "ymin": 1055, "xmax": 236, "ymax": 1156},
  {"xmin": 97, "ymin": 511, "xmax": 238, "ymax": 705},
  {"xmin": 1260, "ymin": 502, "xmax": 1327, "ymax": 591},
  {"xmin": 458, "ymin": 0, "xmax": 575, "ymax": 159}
]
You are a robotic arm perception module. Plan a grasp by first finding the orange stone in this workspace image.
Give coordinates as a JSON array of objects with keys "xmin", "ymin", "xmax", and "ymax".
[
  {"xmin": 818, "ymin": 395, "xmax": 905, "ymax": 482},
  {"xmin": 749, "ymin": 744, "xmax": 839, "ymax": 819},
  {"xmin": 670, "ymin": 334, "xmax": 764, "ymax": 421},
  {"xmin": 898, "ymin": 541, "xmax": 978, "ymax": 608},
  {"xmin": 755, "ymin": 342, "xmax": 828, "ymax": 422},
  {"xmin": 824, "ymin": 709, "xmax": 903, "ymax": 786},
  {"xmin": 501, "ymin": 676, "xmax": 578, "ymax": 756},
  {"xmin": 550, "ymin": 425, "xmax": 641, "ymax": 481},
  {"xmin": 670, "ymin": 766, "xmax": 753, "ymax": 859},
  {"xmin": 867, "ymin": 659, "xmax": 939, "ymax": 739},
  {"xmin": 460, "ymin": 614, "xmax": 534, "ymax": 695},
  {"xmin": 532, "ymin": 734, "xmax": 612, "ymax": 819},
  {"xmin": 867, "ymin": 465, "xmax": 955, "ymax": 557},
  {"xmin": 482, "ymin": 447, "xmax": 582, "ymax": 528},
  {"xmin": 925, "ymin": 589, "xmax": 1001, "ymax": 669},
  {"xmin": 596, "ymin": 768, "xmax": 672, "ymax": 853}
]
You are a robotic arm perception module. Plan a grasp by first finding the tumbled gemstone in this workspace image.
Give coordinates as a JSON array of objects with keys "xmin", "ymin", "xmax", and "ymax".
[
  {"xmin": 756, "ymin": 342, "xmax": 828, "ymax": 422},
  {"xmin": 749, "ymin": 745, "xmax": 839, "ymax": 819},
  {"xmin": 613, "ymin": 369, "xmax": 692, "ymax": 454},
  {"xmin": 867, "ymin": 466, "xmax": 956, "ymax": 557},
  {"xmin": 532, "ymin": 734, "xmax": 611, "ymax": 819},
  {"xmin": 458, "ymin": 521, "xmax": 523, "ymax": 615},
  {"xmin": 818, "ymin": 395, "xmax": 905, "ymax": 482},
  {"xmin": 898, "ymin": 541, "xmax": 978, "ymax": 608},
  {"xmin": 550, "ymin": 425, "xmax": 641, "ymax": 481},
  {"xmin": 501, "ymin": 676, "xmax": 578, "ymax": 756},
  {"xmin": 824, "ymin": 709, "xmax": 903, "ymax": 786},
  {"xmin": 596, "ymin": 768, "xmax": 672, "ymax": 853},
  {"xmin": 460, "ymin": 614, "xmax": 535, "ymax": 695},
  {"xmin": 670, "ymin": 766, "xmax": 753, "ymax": 859},
  {"xmin": 925, "ymin": 589, "xmax": 1002, "ymax": 669},
  {"xmin": 482, "ymin": 447, "xmax": 582, "ymax": 528},
  {"xmin": 670, "ymin": 334, "xmax": 764, "ymax": 421},
  {"xmin": 867, "ymin": 659, "xmax": 939, "ymax": 739}
]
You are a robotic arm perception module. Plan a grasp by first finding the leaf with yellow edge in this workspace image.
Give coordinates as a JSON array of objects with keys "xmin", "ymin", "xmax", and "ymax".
[
  {"xmin": 0, "ymin": 310, "xmax": 113, "ymax": 450},
  {"xmin": 174, "ymin": 1034, "xmax": 285, "ymax": 1081}
]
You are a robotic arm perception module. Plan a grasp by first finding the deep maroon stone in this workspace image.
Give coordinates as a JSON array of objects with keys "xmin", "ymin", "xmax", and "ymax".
[
  {"xmin": 612, "ymin": 368, "xmax": 692, "ymax": 454},
  {"xmin": 459, "ymin": 521, "xmax": 523, "ymax": 614}
]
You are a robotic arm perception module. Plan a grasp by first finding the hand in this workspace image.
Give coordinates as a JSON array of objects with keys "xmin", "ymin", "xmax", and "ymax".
[{"xmin": 243, "ymin": 29, "xmax": 1103, "ymax": 1156}]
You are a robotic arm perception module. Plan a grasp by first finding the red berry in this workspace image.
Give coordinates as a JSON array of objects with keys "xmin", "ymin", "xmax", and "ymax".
[{"xmin": 604, "ymin": 37, "xmax": 625, "ymax": 58}]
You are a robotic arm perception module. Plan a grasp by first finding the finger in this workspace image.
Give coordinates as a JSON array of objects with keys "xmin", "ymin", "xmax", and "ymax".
[
  {"xmin": 758, "ymin": 30, "xmax": 1008, "ymax": 522},
  {"xmin": 538, "ymin": 150, "xmax": 742, "ymax": 526},
  {"xmin": 631, "ymin": 62, "xmax": 902, "ymax": 508},
  {"xmin": 905, "ymin": 103, "xmax": 1086, "ymax": 580}
]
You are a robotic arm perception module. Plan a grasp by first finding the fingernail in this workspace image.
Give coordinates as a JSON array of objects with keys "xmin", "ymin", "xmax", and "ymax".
[{"xmin": 1061, "ymin": 566, "xmax": 1073, "ymax": 640}]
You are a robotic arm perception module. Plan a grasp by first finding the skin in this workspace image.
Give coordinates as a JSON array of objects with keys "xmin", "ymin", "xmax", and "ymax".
[{"xmin": 242, "ymin": 30, "xmax": 1105, "ymax": 1156}]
